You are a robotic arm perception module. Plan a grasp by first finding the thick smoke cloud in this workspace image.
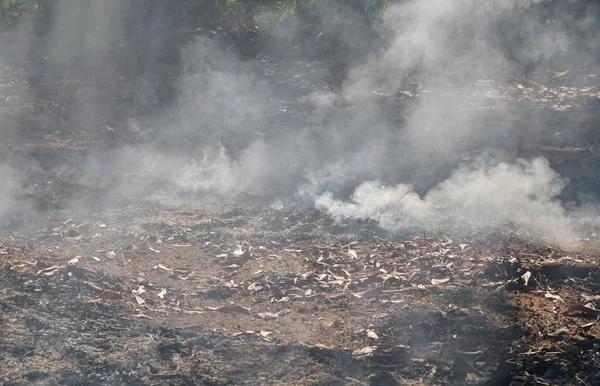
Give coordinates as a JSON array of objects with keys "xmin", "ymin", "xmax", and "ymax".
[
  {"xmin": 2, "ymin": 0, "xmax": 599, "ymax": 243},
  {"xmin": 316, "ymin": 157, "xmax": 575, "ymax": 243}
]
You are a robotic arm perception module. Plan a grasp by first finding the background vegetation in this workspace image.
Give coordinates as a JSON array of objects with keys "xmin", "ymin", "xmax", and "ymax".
[{"xmin": 0, "ymin": 0, "xmax": 389, "ymax": 34}]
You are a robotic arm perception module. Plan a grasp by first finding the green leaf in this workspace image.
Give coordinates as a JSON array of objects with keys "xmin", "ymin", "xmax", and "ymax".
[{"xmin": 553, "ymin": 70, "xmax": 569, "ymax": 79}]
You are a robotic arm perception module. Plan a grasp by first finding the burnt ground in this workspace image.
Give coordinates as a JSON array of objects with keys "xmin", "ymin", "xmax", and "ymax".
[
  {"xmin": 2, "ymin": 205, "xmax": 600, "ymax": 385},
  {"xmin": 1, "ymin": 40, "xmax": 600, "ymax": 385}
]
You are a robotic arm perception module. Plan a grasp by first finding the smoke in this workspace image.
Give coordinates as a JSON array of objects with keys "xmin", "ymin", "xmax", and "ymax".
[
  {"xmin": 0, "ymin": 164, "xmax": 26, "ymax": 222},
  {"xmin": 0, "ymin": 0, "xmax": 598, "ymax": 243},
  {"xmin": 304, "ymin": 0, "xmax": 600, "ymax": 243},
  {"xmin": 316, "ymin": 157, "xmax": 576, "ymax": 243}
]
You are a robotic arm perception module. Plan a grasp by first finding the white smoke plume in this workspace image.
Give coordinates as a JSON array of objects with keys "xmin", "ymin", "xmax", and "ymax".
[{"xmin": 315, "ymin": 157, "xmax": 577, "ymax": 243}]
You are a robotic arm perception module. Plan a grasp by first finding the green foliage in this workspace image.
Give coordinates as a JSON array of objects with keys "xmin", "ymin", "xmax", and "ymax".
[
  {"xmin": 0, "ymin": 0, "xmax": 389, "ymax": 34},
  {"xmin": 185, "ymin": 0, "xmax": 388, "ymax": 29},
  {"xmin": 0, "ymin": 0, "xmax": 44, "ymax": 32}
]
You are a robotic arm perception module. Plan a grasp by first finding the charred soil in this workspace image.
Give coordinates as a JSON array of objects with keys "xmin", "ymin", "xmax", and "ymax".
[{"xmin": 2, "ymin": 203, "xmax": 600, "ymax": 385}]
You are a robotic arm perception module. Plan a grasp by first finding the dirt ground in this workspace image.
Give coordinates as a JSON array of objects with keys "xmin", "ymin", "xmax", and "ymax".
[
  {"xmin": 1, "ymin": 201, "xmax": 600, "ymax": 385},
  {"xmin": 1, "ymin": 46, "xmax": 600, "ymax": 385}
]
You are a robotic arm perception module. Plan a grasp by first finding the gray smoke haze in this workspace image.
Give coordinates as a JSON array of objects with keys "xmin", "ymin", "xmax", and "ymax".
[{"xmin": 2, "ymin": 0, "xmax": 599, "ymax": 243}]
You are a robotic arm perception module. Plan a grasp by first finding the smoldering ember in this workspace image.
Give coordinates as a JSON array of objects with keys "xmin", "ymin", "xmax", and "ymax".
[{"xmin": 3, "ymin": 1, "xmax": 600, "ymax": 385}]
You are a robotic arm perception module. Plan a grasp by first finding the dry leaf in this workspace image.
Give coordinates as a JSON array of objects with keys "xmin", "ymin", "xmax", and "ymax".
[
  {"xmin": 378, "ymin": 342, "xmax": 410, "ymax": 352},
  {"xmin": 367, "ymin": 330, "xmax": 379, "ymax": 339},
  {"xmin": 351, "ymin": 286, "xmax": 382, "ymax": 299},
  {"xmin": 101, "ymin": 291, "xmax": 122, "ymax": 300},
  {"xmin": 521, "ymin": 271, "xmax": 532, "ymax": 286},
  {"xmin": 455, "ymin": 350, "xmax": 484, "ymax": 355},
  {"xmin": 548, "ymin": 327, "xmax": 569, "ymax": 337},
  {"xmin": 330, "ymin": 319, "xmax": 345, "ymax": 328},
  {"xmin": 134, "ymin": 295, "xmax": 145, "ymax": 305},
  {"xmin": 247, "ymin": 282, "xmax": 263, "ymax": 292},
  {"xmin": 182, "ymin": 310, "xmax": 203, "ymax": 315},
  {"xmin": 581, "ymin": 319, "xmax": 598, "ymax": 329},
  {"xmin": 37, "ymin": 265, "xmax": 62, "ymax": 276},
  {"xmin": 217, "ymin": 305, "xmax": 251, "ymax": 315},
  {"xmin": 431, "ymin": 278, "xmax": 450, "ymax": 285},
  {"xmin": 348, "ymin": 249, "xmax": 358, "ymax": 259},
  {"xmin": 315, "ymin": 273, "xmax": 328, "ymax": 281},
  {"xmin": 566, "ymin": 303, "xmax": 600, "ymax": 315},
  {"xmin": 545, "ymin": 292, "xmax": 564, "ymax": 303},
  {"xmin": 257, "ymin": 312, "xmax": 282, "ymax": 320},
  {"xmin": 582, "ymin": 294, "xmax": 600, "ymax": 302},
  {"xmin": 68, "ymin": 257, "xmax": 79, "ymax": 265},
  {"xmin": 132, "ymin": 313, "xmax": 154, "ymax": 320},
  {"xmin": 157, "ymin": 289, "xmax": 167, "ymax": 299},
  {"xmin": 133, "ymin": 286, "xmax": 146, "ymax": 295},
  {"xmin": 352, "ymin": 346, "xmax": 376, "ymax": 357},
  {"xmin": 260, "ymin": 331, "xmax": 273, "ymax": 337},
  {"xmin": 232, "ymin": 245, "xmax": 246, "ymax": 256}
]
